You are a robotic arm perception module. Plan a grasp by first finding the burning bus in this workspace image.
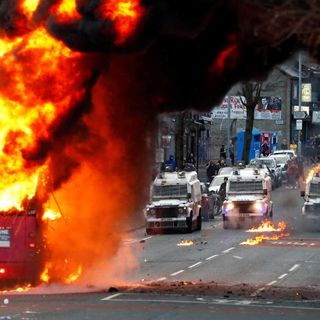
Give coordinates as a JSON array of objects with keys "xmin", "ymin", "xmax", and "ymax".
[{"xmin": 0, "ymin": 198, "xmax": 46, "ymax": 286}]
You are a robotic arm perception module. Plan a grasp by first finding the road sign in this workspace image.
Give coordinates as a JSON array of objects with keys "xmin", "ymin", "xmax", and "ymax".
[
  {"xmin": 296, "ymin": 119, "xmax": 303, "ymax": 130},
  {"xmin": 294, "ymin": 111, "xmax": 306, "ymax": 119}
]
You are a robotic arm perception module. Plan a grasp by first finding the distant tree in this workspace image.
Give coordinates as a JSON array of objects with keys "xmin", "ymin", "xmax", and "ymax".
[
  {"xmin": 239, "ymin": 82, "xmax": 263, "ymax": 164},
  {"xmin": 175, "ymin": 111, "xmax": 186, "ymax": 170}
]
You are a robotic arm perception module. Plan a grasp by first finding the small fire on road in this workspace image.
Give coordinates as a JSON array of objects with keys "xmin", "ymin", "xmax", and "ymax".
[
  {"xmin": 240, "ymin": 220, "xmax": 289, "ymax": 246},
  {"xmin": 177, "ymin": 240, "xmax": 194, "ymax": 247}
]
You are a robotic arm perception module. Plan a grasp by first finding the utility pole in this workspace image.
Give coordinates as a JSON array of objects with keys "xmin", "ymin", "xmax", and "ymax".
[
  {"xmin": 298, "ymin": 52, "xmax": 302, "ymax": 156},
  {"xmin": 226, "ymin": 95, "xmax": 232, "ymax": 166}
]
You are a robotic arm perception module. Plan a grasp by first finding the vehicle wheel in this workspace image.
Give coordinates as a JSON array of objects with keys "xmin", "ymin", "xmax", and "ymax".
[
  {"xmin": 213, "ymin": 202, "xmax": 220, "ymax": 216},
  {"xmin": 187, "ymin": 213, "xmax": 193, "ymax": 233},
  {"xmin": 223, "ymin": 220, "xmax": 230, "ymax": 229},
  {"xmin": 146, "ymin": 228, "xmax": 154, "ymax": 235},
  {"xmin": 269, "ymin": 209, "xmax": 273, "ymax": 218},
  {"xmin": 197, "ymin": 212, "xmax": 202, "ymax": 231}
]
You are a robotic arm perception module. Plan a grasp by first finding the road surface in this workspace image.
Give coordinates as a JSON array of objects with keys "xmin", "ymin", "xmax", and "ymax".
[{"xmin": 1, "ymin": 186, "xmax": 320, "ymax": 319}]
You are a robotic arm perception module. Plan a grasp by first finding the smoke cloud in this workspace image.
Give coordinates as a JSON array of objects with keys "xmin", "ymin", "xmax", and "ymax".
[{"xmin": 0, "ymin": 0, "xmax": 319, "ymax": 285}]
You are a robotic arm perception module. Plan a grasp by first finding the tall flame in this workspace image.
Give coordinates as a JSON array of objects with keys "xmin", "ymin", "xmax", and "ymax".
[
  {"xmin": 0, "ymin": 0, "xmax": 147, "ymax": 287},
  {"xmin": 0, "ymin": 26, "xmax": 86, "ymax": 212}
]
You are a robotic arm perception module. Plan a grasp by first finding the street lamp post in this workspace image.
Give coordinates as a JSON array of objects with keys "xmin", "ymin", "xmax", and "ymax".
[
  {"xmin": 297, "ymin": 52, "xmax": 302, "ymax": 156},
  {"xmin": 226, "ymin": 95, "xmax": 232, "ymax": 166}
]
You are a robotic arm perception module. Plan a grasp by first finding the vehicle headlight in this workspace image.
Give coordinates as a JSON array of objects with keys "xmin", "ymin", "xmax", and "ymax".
[
  {"xmin": 224, "ymin": 202, "xmax": 234, "ymax": 211},
  {"xmin": 146, "ymin": 208, "xmax": 156, "ymax": 216},
  {"xmin": 178, "ymin": 207, "xmax": 187, "ymax": 215},
  {"xmin": 254, "ymin": 202, "xmax": 266, "ymax": 213}
]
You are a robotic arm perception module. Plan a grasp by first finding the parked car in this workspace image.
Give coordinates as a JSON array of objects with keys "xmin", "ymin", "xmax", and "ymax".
[
  {"xmin": 248, "ymin": 160, "xmax": 277, "ymax": 189},
  {"xmin": 269, "ymin": 154, "xmax": 290, "ymax": 180},
  {"xmin": 253, "ymin": 157, "xmax": 282, "ymax": 187},
  {"xmin": 271, "ymin": 149, "xmax": 296, "ymax": 159},
  {"xmin": 218, "ymin": 167, "xmax": 233, "ymax": 176}
]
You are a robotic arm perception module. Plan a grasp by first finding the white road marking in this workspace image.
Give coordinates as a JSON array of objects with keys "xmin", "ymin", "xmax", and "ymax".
[
  {"xmin": 250, "ymin": 286, "xmax": 266, "ymax": 297},
  {"xmin": 170, "ymin": 269, "xmax": 185, "ymax": 276},
  {"xmin": 101, "ymin": 293, "xmax": 122, "ymax": 301},
  {"xmin": 141, "ymin": 236, "xmax": 153, "ymax": 241},
  {"xmin": 188, "ymin": 261, "xmax": 202, "ymax": 269},
  {"xmin": 289, "ymin": 264, "xmax": 300, "ymax": 272},
  {"xmin": 222, "ymin": 247, "xmax": 235, "ymax": 253},
  {"xmin": 232, "ymin": 255, "xmax": 243, "ymax": 259},
  {"xmin": 206, "ymin": 254, "xmax": 219, "ymax": 261},
  {"xmin": 156, "ymin": 277, "xmax": 167, "ymax": 281},
  {"xmin": 266, "ymin": 280, "xmax": 277, "ymax": 286},
  {"xmin": 278, "ymin": 273, "xmax": 288, "ymax": 280}
]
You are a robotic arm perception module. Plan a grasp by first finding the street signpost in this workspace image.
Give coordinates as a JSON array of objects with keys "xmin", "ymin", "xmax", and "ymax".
[
  {"xmin": 296, "ymin": 119, "xmax": 303, "ymax": 131},
  {"xmin": 293, "ymin": 111, "xmax": 306, "ymax": 119}
]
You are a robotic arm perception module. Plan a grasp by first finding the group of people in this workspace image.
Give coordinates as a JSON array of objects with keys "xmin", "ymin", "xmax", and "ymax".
[
  {"xmin": 205, "ymin": 158, "xmax": 226, "ymax": 183},
  {"xmin": 219, "ymin": 143, "xmax": 235, "ymax": 165}
]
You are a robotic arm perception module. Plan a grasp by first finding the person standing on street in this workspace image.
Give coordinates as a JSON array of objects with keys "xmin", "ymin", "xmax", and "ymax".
[
  {"xmin": 218, "ymin": 177, "xmax": 228, "ymax": 202},
  {"xmin": 206, "ymin": 160, "xmax": 216, "ymax": 183},
  {"xmin": 220, "ymin": 145, "xmax": 226, "ymax": 160}
]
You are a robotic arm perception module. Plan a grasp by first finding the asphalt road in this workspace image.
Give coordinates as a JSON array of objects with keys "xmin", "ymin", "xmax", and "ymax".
[{"xmin": 1, "ymin": 186, "xmax": 320, "ymax": 319}]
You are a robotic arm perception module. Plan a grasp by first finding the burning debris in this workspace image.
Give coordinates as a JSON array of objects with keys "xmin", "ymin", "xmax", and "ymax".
[
  {"xmin": 177, "ymin": 240, "xmax": 194, "ymax": 247},
  {"xmin": 0, "ymin": 0, "xmax": 320, "ymax": 288},
  {"xmin": 241, "ymin": 220, "xmax": 289, "ymax": 246}
]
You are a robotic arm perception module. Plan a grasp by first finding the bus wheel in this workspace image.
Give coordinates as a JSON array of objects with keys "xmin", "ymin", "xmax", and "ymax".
[
  {"xmin": 223, "ymin": 220, "xmax": 230, "ymax": 229},
  {"xmin": 197, "ymin": 212, "xmax": 202, "ymax": 231},
  {"xmin": 187, "ymin": 213, "xmax": 193, "ymax": 233}
]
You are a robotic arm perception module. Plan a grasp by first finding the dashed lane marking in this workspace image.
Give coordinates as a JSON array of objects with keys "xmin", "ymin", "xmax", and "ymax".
[
  {"xmin": 278, "ymin": 273, "xmax": 288, "ymax": 280},
  {"xmin": 266, "ymin": 280, "xmax": 277, "ymax": 286},
  {"xmin": 264, "ymin": 239, "xmax": 320, "ymax": 248},
  {"xmin": 170, "ymin": 269, "xmax": 185, "ymax": 276},
  {"xmin": 222, "ymin": 247, "xmax": 235, "ymax": 253},
  {"xmin": 156, "ymin": 277, "xmax": 167, "ymax": 281},
  {"xmin": 101, "ymin": 293, "xmax": 122, "ymax": 301},
  {"xmin": 289, "ymin": 264, "xmax": 300, "ymax": 272},
  {"xmin": 206, "ymin": 254, "xmax": 219, "ymax": 261},
  {"xmin": 188, "ymin": 261, "xmax": 202, "ymax": 269}
]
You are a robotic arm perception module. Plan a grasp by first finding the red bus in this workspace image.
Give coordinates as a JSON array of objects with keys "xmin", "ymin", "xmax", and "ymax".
[{"xmin": 0, "ymin": 202, "xmax": 45, "ymax": 287}]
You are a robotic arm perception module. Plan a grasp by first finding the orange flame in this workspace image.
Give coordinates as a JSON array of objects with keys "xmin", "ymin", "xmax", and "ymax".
[
  {"xmin": 0, "ymin": 284, "xmax": 32, "ymax": 294},
  {"xmin": 54, "ymin": 0, "xmax": 81, "ymax": 21},
  {"xmin": 241, "ymin": 220, "xmax": 289, "ymax": 246},
  {"xmin": 0, "ymin": 26, "xmax": 84, "ymax": 212},
  {"xmin": 246, "ymin": 220, "xmax": 286, "ymax": 233},
  {"xmin": 177, "ymin": 240, "xmax": 194, "ymax": 246},
  {"xmin": 21, "ymin": 0, "xmax": 41, "ymax": 19},
  {"xmin": 306, "ymin": 166, "xmax": 320, "ymax": 184},
  {"xmin": 65, "ymin": 265, "xmax": 82, "ymax": 284},
  {"xmin": 99, "ymin": 0, "xmax": 144, "ymax": 44},
  {"xmin": 42, "ymin": 208, "xmax": 62, "ymax": 221},
  {"xmin": 40, "ymin": 262, "xmax": 51, "ymax": 283}
]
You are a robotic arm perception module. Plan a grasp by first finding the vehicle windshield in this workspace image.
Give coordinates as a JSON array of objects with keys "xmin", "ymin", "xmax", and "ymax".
[
  {"xmin": 272, "ymin": 156, "xmax": 289, "ymax": 164},
  {"xmin": 210, "ymin": 176, "xmax": 226, "ymax": 187},
  {"xmin": 229, "ymin": 180, "xmax": 263, "ymax": 193},
  {"xmin": 309, "ymin": 182, "xmax": 320, "ymax": 198},
  {"xmin": 256, "ymin": 159, "xmax": 275, "ymax": 168},
  {"xmin": 218, "ymin": 167, "xmax": 233, "ymax": 175},
  {"xmin": 152, "ymin": 184, "xmax": 188, "ymax": 199},
  {"xmin": 248, "ymin": 160, "xmax": 267, "ymax": 170}
]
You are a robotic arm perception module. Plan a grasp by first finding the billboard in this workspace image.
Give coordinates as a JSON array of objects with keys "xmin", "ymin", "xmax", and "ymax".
[{"xmin": 212, "ymin": 96, "xmax": 282, "ymax": 120}]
